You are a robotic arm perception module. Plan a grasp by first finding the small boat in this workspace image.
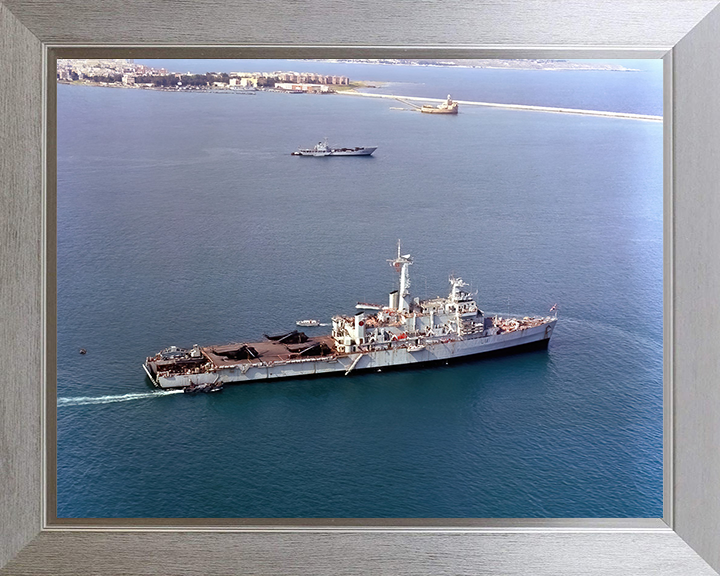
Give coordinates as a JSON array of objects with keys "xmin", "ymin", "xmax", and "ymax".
[
  {"xmin": 421, "ymin": 94, "xmax": 459, "ymax": 115},
  {"xmin": 292, "ymin": 138, "xmax": 377, "ymax": 157},
  {"xmin": 355, "ymin": 302, "xmax": 383, "ymax": 310},
  {"xmin": 296, "ymin": 319, "xmax": 320, "ymax": 327},
  {"xmin": 184, "ymin": 379, "xmax": 223, "ymax": 394},
  {"xmin": 183, "ymin": 382, "xmax": 202, "ymax": 395}
]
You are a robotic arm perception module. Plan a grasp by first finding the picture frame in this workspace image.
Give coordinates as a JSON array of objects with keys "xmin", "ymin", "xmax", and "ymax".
[{"xmin": 2, "ymin": 1, "xmax": 720, "ymax": 573}]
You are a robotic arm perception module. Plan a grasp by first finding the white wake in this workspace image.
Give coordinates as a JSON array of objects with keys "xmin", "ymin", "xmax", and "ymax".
[{"xmin": 57, "ymin": 389, "xmax": 184, "ymax": 407}]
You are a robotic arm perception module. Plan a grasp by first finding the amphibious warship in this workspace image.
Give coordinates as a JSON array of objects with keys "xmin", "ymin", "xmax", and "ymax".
[{"xmin": 143, "ymin": 243, "xmax": 557, "ymax": 389}]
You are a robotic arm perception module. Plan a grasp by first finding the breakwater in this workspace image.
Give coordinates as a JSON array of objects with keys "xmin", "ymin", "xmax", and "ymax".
[{"xmin": 338, "ymin": 90, "xmax": 663, "ymax": 121}]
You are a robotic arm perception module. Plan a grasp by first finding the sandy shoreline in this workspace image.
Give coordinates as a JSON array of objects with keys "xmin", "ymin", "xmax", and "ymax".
[{"xmin": 336, "ymin": 90, "xmax": 662, "ymax": 122}]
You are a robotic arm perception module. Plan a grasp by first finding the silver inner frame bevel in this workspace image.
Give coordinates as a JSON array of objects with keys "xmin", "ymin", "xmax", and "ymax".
[{"xmin": 42, "ymin": 44, "xmax": 673, "ymax": 532}]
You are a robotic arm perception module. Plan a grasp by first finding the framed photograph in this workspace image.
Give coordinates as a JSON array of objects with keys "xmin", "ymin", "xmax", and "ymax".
[
  {"xmin": 52, "ymin": 54, "xmax": 665, "ymax": 524},
  {"xmin": 2, "ymin": 1, "xmax": 720, "ymax": 574}
]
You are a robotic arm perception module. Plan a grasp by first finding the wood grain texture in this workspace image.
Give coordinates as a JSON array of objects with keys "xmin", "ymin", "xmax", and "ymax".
[
  {"xmin": 1, "ymin": 531, "xmax": 718, "ymax": 576},
  {"xmin": 1, "ymin": 0, "xmax": 717, "ymax": 47},
  {"xmin": 672, "ymin": 3, "xmax": 720, "ymax": 573},
  {"xmin": 0, "ymin": 2, "xmax": 43, "ymax": 569}
]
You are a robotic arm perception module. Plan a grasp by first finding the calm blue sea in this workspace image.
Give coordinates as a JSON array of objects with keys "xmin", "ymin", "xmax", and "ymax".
[{"xmin": 57, "ymin": 60, "xmax": 663, "ymax": 518}]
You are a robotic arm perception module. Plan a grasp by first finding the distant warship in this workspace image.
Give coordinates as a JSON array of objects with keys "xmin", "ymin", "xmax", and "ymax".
[{"xmin": 291, "ymin": 138, "xmax": 377, "ymax": 156}]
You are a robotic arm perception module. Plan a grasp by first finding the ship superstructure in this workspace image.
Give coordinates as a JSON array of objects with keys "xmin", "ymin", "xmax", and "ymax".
[{"xmin": 144, "ymin": 242, "xmax": 557, "ymax": 389}]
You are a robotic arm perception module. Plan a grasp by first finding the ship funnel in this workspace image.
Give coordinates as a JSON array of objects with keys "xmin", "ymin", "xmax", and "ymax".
[
  {"xmin": 354, "ymin": 311, "xmax": 366, "ymax": 344},
  {"xmin": 389, "ymin": 290, "xmax": 399, "ymax": 310}
]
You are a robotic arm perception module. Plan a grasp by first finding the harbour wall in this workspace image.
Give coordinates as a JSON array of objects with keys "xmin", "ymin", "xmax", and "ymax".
[{"xmin": 336, "ymin": 90, "xmax": 663, "ymax": 122}]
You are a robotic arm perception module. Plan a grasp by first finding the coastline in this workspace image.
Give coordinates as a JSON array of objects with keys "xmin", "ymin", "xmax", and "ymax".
[
  {"xmin": 57, "ymin": 81, "xmax": 662, "ymax": 122},
  {"xmin": 337, "ymin": 90, "xmax": 663, "ymax": 122}
]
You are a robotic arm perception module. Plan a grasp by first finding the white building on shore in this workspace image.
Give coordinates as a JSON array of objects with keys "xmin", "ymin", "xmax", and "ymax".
[{"xmin": 275, "ymin": 83, "xmax": 330, "ymax": 93}]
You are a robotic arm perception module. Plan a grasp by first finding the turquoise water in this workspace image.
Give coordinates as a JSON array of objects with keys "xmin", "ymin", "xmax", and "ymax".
[{"xmin": 56, "ymin": 61, "xmax": 663, "ymax": 518}]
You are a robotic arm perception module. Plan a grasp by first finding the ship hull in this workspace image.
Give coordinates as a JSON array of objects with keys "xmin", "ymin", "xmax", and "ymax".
[
  {"xmin": 421, "ymin": 108, "xmax": 458, "ymax": 115},
  {"xmin": 147, "ymin": 320, "xmax": 556, "ymax": 389}
]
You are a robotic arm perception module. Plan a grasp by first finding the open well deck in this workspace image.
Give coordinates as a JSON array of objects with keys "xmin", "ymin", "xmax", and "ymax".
[{"xmin": 201, "ymin": 336, "xmax": 338, "ymax": 368}]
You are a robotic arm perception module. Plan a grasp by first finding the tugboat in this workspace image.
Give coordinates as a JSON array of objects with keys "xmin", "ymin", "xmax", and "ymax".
[
  {"xmin": 144, "ymin": 241, "xmax": 557, "ymax": 390},
  {"xmin": 421, "ymin": 94, "xmax": 459, "ymax": 114},
  {"xmin": 291, "ymin": 138, "xmax": 377, "ymax": 156}
]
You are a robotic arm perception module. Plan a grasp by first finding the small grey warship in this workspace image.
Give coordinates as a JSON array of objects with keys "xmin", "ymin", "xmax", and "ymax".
[
  {"xmin": 291, "ymin": 138, "xmax": 377, "ymax": 156},
  {"xmin": 144, "ymin": 242, "xmax": 557, "ymax": 389}
]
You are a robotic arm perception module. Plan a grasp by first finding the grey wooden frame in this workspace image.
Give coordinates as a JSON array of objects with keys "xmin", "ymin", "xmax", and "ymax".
[{"xmin": 3, "ymin": 1, "xmax": 720, "ymax": 574}]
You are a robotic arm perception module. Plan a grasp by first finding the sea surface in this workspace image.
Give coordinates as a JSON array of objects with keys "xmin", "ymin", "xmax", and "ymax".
[
  {"xmin": 57, "ymin": 60, "xmax": 663, "ymax": 518},
  {"xmin": 138, "ymin": 58, "xmax": 664, "ymax": 115}
]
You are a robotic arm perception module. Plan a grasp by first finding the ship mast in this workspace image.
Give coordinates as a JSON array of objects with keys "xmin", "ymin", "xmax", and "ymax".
[
  {"xmin": 449, "ymin": 275, "xmax": 467, "ymax": 302},
  {"xmin": 388, "ymin": 239, "xmax": 413, "ymax": 312}
]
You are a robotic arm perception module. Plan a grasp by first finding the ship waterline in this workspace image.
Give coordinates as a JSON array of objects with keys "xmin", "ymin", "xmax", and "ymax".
[{"xmin": 144, "ymin": 243, "xmax": 557, "ymax": 389}]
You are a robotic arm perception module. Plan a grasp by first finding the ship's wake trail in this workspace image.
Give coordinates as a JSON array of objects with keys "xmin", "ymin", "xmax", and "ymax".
[{"xmin": 57, "ymin": 390, "xmax": 184, "ymax": 407}]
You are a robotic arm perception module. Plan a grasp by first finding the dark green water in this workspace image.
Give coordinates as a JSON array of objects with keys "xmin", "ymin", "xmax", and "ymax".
[{"xmin": 57, "ymin": 62, "xmax": 663, "ymax": 518}]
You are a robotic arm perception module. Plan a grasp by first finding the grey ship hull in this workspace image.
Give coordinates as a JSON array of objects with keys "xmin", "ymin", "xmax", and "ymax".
[{"xmin": 145, "ymin": 320, "xmax": 556, "ymax": 389}]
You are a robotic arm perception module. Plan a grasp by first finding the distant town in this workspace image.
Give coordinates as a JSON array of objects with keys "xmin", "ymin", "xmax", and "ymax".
[
  {"xmin": 57, "ymin": 59, "xmax": 358, "ymax": 93},
  {"xmin": 56, "ymin": 58, "xmax": 639, "ymax": 95},
  {"xmin": 56, "ymin": 58, "xmax": 659, "ymax": 123}
]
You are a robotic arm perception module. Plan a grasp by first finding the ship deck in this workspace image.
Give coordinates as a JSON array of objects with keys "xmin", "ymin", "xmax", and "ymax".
[{"xmin": 201, "ymin": 335, "xmax": 337, "ymax": 368}]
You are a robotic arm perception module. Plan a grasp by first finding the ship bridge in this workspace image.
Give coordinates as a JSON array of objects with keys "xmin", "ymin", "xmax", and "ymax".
[{"xmin": 330, "ymin": 250, "xmax": 488, "ymax": 353}]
